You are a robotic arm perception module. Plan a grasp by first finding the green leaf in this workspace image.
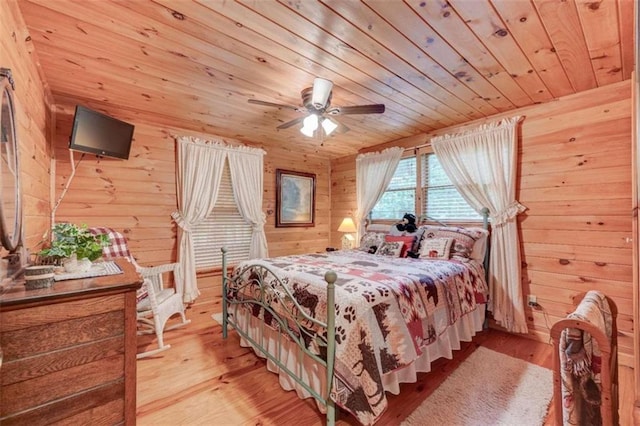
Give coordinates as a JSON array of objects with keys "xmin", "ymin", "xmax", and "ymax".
[{"xmin": 38, "ymin": 223, "xmax": 110, "ymax": 262}]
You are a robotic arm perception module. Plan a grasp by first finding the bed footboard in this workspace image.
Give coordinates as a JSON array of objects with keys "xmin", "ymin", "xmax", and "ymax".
[{"xmin": 221, "ymin": 248, "xmax": 337, "ymax": 426}]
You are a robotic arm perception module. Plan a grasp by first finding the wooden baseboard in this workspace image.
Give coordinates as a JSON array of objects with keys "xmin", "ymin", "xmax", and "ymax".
[{"xmin": 487, "ymin": 321, "xmax": 635, "ymax": 368}]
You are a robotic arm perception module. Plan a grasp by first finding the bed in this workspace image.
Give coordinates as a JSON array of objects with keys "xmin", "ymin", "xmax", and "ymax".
[{"xmin": 221, "ymin": 213, "xmax": 490, "ymax": 425}]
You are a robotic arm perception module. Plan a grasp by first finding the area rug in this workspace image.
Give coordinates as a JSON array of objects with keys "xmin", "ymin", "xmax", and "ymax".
[
  {"xmin": 211, "ymin": 312, "xmax": 223, "ymax": 325},
  {"xmin": 401, "ymin": 347, "xmax": 553, "ymax": 426}
]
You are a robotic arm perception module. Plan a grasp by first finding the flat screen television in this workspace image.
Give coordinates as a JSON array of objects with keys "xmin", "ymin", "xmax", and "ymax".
[{"xmin": 69, "ymin": 105, "xmax": 134, "ymax": 160}]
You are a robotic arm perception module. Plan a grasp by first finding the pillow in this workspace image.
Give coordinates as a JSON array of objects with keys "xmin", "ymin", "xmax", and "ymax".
[
  {"xmin": 384, "ymin": 235, "xmax": 414, "ymax": 257},
  {"xmin": 468, "ymin": 227, "xmax": 490, "ymax": 261},
  {"xmin": 419, "ymin": 225, "xmax": 484, "ymax": 259},
  {"xmin": 419, "ymin": 237, "xmax": 453, "ymax": 259},
  {"xmin": 359, "ymin": 232, "xmax": 386, "ymax": 252},
  {"xmin": 375, "ymin": 241, "xmax": 404, "ymax": 257}
]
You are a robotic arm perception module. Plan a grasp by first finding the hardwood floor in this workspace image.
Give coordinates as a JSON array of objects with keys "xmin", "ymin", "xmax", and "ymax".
[{"xmin": 136, "ymin": 279, "xmax": 635, "ymax": 425}]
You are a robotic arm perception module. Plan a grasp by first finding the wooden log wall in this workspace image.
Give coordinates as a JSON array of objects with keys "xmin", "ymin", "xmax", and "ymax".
[
  {"xmin": 51, "ymin": 103, "xmax": 331, "ymax": 269},
  {"xmin": 331, "ymin": 81, "xmax": 634, "ymax": 366},
  {"xmin": 1, "ymin": 0, "xmax": 52, "ymax": 260},
  {"xmin": 330, "ymin": 153, "xmax": 357, "ymax": 248}
]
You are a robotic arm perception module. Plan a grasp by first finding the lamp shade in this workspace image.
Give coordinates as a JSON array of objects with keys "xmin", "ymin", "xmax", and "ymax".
[
  {"xmin": 300, "ymin": 114, "xmax": 319, "ymax": 137},
  {"xmin": 303, "ymin": 114, "xmax": 318, "ymax": 130},
  {"xmin": 337, "ymin": 217, "xmax": 357, "ymax": 233},
  {"xmin": 300, "ymin": 125, "xmax": 315, "ymax": 137},
  {"xmin": 321, "ymin": 117, "xmax": 338, "ymax": 136}
]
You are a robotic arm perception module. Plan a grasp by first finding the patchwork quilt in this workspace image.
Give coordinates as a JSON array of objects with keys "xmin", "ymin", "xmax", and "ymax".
[{"xmin": 229, "ymin": 250, "xmax": 488, "ymax": 425}]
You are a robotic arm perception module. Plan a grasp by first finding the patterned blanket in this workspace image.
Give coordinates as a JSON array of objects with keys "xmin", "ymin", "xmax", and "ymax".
[
  {"xmin": 229, "ymin": 250, "xmax": 488, "ymax": 425},
  {"xmin": 559, "ymin": 291, "xmax": 613, "ymax": 425}
]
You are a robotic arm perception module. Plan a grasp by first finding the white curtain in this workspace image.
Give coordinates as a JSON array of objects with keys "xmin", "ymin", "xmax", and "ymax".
[
  {"xmin": 431, "ymin": 116, "xmax": 528, "ymax": 333},
  {"xmin": 228, "ymin": 147, "xmax": 268, "ymax": 259},
  {"xmin": 172, "ymin": 137, "xmax": 227, "ymax": 303},
  {"xmin": 355, "ymin": 147, "xmax": 404, "ymax": 239}
]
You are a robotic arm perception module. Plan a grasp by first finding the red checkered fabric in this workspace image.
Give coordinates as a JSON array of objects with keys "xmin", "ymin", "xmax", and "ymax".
[
  {"xmin": 89, "ymin": 227, "xmax": 147, "ymax": 302},
  {"xmin": 89, "ymin": 227, "xmax": 134, "ymax": 261}
]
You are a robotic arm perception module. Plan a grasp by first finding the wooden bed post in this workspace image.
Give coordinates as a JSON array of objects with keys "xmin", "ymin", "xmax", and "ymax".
[
  {"xmin": 221, "ymin": 247, "xmax": 228, "ymax": 339},
  {"xmin": 324, "ymin": 270, "xmax": 337, "ymax": 426}
]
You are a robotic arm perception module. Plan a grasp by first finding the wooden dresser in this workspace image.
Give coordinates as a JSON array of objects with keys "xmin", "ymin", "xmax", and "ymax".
[{"xmin": 0, "ymin": 258, "xmax": 142, "ymax": 425}]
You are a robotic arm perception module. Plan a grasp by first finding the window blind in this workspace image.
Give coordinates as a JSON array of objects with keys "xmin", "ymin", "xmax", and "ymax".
[
  {"xmin": 192, "ymin": 160, "xmax": 252, "ymax": 269},
  {"xmin": 370, "ymin": 156, "xmax": 416, "ymax": 220},
  {"xmin": 421, "ymin": 153, "xmax": 481, "ymax": 221}
]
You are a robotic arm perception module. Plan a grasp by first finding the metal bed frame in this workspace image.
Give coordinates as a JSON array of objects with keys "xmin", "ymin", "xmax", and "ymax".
[
  {"xmin": 221, "ymin": 208, "xmax": 490, "ymax": 425},
  {"xmin": 221, "ymin": 252, "xmax": 338, "ymax": 424}
]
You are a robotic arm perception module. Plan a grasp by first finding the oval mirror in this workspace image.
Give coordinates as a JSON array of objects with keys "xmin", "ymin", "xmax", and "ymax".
[{"xmin": 0, "ymin": 68, "xmax": 22, "ymax": 252}]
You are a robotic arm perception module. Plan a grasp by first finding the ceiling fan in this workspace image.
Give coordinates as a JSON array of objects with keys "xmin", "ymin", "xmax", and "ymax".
[{"xmin": 248, "ymin": 78, "xmax": 385, "ymax": 140}]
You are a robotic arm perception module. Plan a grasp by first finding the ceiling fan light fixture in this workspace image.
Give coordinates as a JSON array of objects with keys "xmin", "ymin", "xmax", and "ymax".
[
  {"xmin": 300, "ymin": 114, "xmax": 318, "ymax": 137},
  {"xmin": 321, "ymin": 117, "xmax": 338, "ymax": 136},
  {"xmin": 300, "ymin": 125, "xmax": 315, "ymax": 137},
  {"xmin": 311, "ymin": 78, "xmax": 333, "ymax": 108},
  {"xmin": 248, "ymin": 77, "xmax": 384, "ymax": 138},
  {"xmin": 303, "ymin": 114, "xmax": 318, "ymax": 129}
]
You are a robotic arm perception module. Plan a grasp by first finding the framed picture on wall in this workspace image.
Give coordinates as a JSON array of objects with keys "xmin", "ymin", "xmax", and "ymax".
[{"xmin": 276, "ymin": 169, "xmax": 315, "ymax": 227}]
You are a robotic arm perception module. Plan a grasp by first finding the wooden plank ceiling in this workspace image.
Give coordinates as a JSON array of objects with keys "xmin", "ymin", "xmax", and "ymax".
[{"xmin": 18, "ymin": 0, "xmax": 635, "ymax": 158}]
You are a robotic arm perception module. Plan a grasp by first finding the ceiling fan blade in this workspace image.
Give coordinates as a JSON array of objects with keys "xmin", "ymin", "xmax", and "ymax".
[
  {"xmin": 248, "ymin": 99, "xmax": 301, "ymax": 111},
  {"xmin": 312, "ymin": 78, "xmax": 333, "ymax": 108},
  {"xmin": 328, "ymin": 104, "xmax": 385, "ymax": 115},
  {"xmin": 277, "ymin": 116, "xmax": 305, "ymax": 130},
  {"xmin": 333, "ymin": 119, "xmax": 350, "ymax": 134}
]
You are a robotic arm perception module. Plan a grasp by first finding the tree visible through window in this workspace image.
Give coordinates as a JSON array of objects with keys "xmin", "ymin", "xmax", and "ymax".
[
  {"xmin": 421, "ymin": 153, "xmax": 481, "ymax": 221},
  {"xmin": 370, "ymin": 149, "xmax": 481, "ymax": 221},
  {"xmin": 369, "ymin": 157, "xmax": 416, "ymax": 219}
]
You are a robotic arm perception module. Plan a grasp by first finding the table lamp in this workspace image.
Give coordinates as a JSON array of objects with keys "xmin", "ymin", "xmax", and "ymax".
[{"xmin": 338, "ymin": 217, "xmax": 357, "ymax": 250}]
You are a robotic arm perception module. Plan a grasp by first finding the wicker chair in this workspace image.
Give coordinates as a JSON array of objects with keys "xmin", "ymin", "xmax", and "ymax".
[{"xmin": 89, "ymin": 227, "xmax": 191, "ymax": 358}]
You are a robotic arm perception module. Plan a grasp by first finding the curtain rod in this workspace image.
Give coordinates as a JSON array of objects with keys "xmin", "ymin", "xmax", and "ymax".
[
  {"xmin": 401, "ymin": 115, "xmax": 525, "ymax": 154},
  {"xmin": 405, "ymin": 142, "xmax": 431, "ymax": 153}
]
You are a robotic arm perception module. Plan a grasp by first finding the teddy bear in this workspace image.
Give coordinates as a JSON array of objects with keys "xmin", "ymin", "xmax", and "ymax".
[{"xmin": 395, "ymin": 213, "xmax": 417, "ymax": 233}]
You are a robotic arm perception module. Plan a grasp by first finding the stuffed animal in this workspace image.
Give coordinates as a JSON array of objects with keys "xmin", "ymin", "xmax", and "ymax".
[{"xmin": 396, "ymin": 213, "xmax": 417, "ymax": 233}]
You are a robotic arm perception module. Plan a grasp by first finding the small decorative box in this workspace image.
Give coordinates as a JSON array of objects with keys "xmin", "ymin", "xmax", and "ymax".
[{"xmin": 24, "ymin": 265, "xmax": 56, "ymax": 290}]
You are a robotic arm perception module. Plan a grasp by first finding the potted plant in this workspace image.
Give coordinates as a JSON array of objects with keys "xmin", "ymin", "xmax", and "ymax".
[{"xmin": 38, "ymin": 223, "xmax": 109, "ymax": 270}]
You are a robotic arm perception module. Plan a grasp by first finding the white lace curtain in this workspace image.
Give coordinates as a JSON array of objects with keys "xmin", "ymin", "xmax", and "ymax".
[
  {"xmin": 431, "ymin": 116, "xmax": 528, "ymax": 333},
  {"xmin": 228, "ymin": 149, "xmax": 268, "ymax": 259},
  {"xmin": 355, "ymin": 147, "xmax": 404, "ymax": 240},
  {"xmin": 172, "ymin": 136, "xmax": 267, "ymax": 303}
]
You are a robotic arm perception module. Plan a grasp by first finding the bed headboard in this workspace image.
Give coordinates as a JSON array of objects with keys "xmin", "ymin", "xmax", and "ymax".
[{"xmin": 364, "ymin": 208, "xmax": 491, "ymax": 277}]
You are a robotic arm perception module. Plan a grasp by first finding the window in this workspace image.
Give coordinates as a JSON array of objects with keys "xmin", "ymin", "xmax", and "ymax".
[
  {"xmin": 421, "ymin": 153, "xmax": 481, "ymax": 221},
  {"xmin": 192, "ymin": 160, "xmax": 252, "ymax": 269},
  {"xmin": 369, "ymin": 156, "xmax": 416, "ymax": 220},
  {"xmin": 370, "ymin": 148, "xmax": 481, "ymax": 221}
]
